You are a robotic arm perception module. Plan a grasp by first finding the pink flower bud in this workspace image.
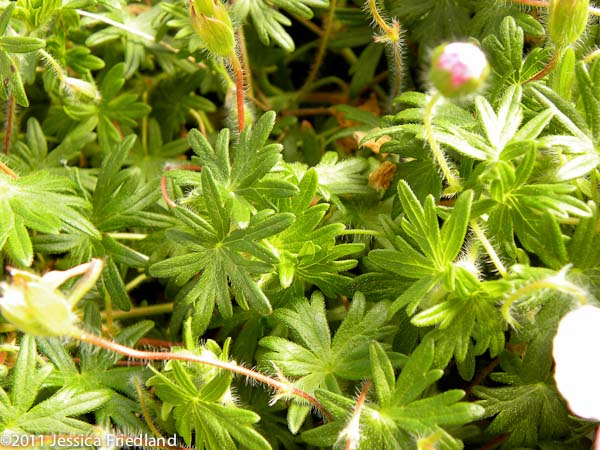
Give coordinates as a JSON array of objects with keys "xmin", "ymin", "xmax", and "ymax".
[{"xmin": 429, "ymin": 42, "xmax": 489, "ymax": 98}]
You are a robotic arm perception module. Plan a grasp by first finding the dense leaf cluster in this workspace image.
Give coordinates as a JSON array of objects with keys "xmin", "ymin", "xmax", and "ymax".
[{"xmin": 1, "ymin": 0, "xmax": 600, "ymax": 449}]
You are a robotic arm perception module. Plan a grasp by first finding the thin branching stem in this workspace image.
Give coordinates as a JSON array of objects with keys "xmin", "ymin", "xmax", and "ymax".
[
  {"xmin": 299, "ymin": 0, "xmax": 337, "ymax": 96},
  {"xmin": 76, "ymin": 330, "xmax": 333, "ymax": 422}
]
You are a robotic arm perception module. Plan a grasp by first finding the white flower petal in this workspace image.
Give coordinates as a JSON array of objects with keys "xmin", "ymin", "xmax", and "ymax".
[{"xmin": 553, "ymin": 305, "xmax": 600, "ymax": 420}]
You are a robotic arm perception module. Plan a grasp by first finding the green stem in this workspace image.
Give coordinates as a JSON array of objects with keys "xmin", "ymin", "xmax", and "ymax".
[
  {"xmin": 470, "ymin": 221, "xmax": 507, "ymax": 278},
  {"xmin": 38, "ymin": 49, "xmax": 67, "ymax": 83},
  {"xmin": 501, "ymin": 275, "xmax": 588, "ymax": 327},
  {"xmin": 424, "ymin": 92, "xmax": 461, "ymax": 193},
  {"xmin": 102, "ymin": 303, "xmax": 174, "ymax": 320},
  {"xmin": 125, "ymin": 274, "xmax": 150, "ymax": 292},
  {"xmin": 107, "ymin": 232, "xmax": 148, "ymax": 240}
]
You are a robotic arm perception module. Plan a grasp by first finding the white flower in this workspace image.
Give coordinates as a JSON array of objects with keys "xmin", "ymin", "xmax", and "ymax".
[{"xmin": 553, "ymin": 305, "xmax": 600, "ymax": 420}]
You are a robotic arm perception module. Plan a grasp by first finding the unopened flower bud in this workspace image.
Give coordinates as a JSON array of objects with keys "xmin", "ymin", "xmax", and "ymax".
[
  {"xmin": 0, "ymin": 275, "xmax": 79, "ymax": 336},
  {"xmin": 553, "ymin": 305, "xmax": 600, "ymax": 420},
  {"xmin": 429, "ymin": 42, "xmax": 489, "ymax": 98},
  {"xmin": 548, "ymin": 0, "xmax": 589, "ymax": 48},
  {"xmin": 0, "ymin": 259, "xmax": 103, "ymax": 337},
  {"xmin": 190, "ymin": 0, "xmax": 235, "ymax": 57}
]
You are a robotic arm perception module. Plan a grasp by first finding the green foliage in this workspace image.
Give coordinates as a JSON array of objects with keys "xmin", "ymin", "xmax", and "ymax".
[
  {"xmin": 147, "ymin": 338, "xmax": 271, "ymax": 449},
  {"xmin": 0, "ymin": 335, "xmax": 111, "ymax": 435},
  {"xmin": 302, "ymin": 339, "xmax": 484, "ymax": 449},
  {"xmin": 1, "ymin": 0, "xmax": 600, "ymax": 449},
  {"xmin": 259, "ymin": 292, "xmax": 398, "ymax": 433}
]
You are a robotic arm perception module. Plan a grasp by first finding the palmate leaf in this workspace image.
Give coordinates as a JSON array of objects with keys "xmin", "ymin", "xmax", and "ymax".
[
  {"xmin": 146, "ymin": 339, "xmax": 271, "ymax": 450},
  {"xmin": 0, "ymin": 3, "xmax": 46, "ymax": 107},
  {"xmin": 302, "ymin": 339, "xmax": 484, "ymax": 449},
  {"xmin": 151, "ymin": 167, "xmax": 295, "ymax": 337},
  {"xmin": 473, "ymin": 302, "xmax": 576, "ymax": 448},
  {"xmin": 0, "ymin": 335, "xmax": 111, "ymax": 436},
  {"xmin": 178, "ymin": 111, "xmax": 298, "ymax": 225},
  {"xmin": 412, "ymin": 283, "xmax": 507, "ymax": 380},
  {"xmin": 0, "ymin": 166, "xmax": 98, "ymax": 266},
  {"xmin": 127, "ymin": 119, "xmax": 190, "ymax": 182},
  {"xmin": 36, "ymin": 304, "xmax": 154, "ymax": 432},
  {"xmin": 5, "ymin": 117, "xmax": 96, "ymax": 173},
  {"xmin": 367, "ymin": 181, "xmax": 474, "ymax": 316},
  {"xmin": 231, "ymin": 0, "xmax": 329, "ymax": 52},
  {"xmin": 266, "ymin": 169, "xmax": 363, "ymax": 297},
  {"xmin": 63, "ymin": 63, "xmax": 151, "ymax": 150},
  {"xmin": 33, "ymin": 136, "xmax": 169, "ymax": 310},
  {"xmin": 259, "ymin": 292, "xmax": 397, "ymax": 433}
]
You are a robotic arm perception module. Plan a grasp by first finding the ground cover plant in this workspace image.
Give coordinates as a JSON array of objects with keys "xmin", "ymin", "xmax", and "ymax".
[{"xmin": 1, "ymin": 0, "xmax": 600, "ymax": 448}]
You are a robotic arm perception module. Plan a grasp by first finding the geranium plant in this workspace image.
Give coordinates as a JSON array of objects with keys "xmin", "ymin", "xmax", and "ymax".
[{"xmin": 1, "ymin": 0, "xmax": 600, "ymax": 449}]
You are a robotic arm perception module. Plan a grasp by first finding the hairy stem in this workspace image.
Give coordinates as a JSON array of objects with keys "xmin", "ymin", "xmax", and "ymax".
[
  {"xmin": 38, "ymin": 48, "xmax": 66, "ymax": 83},
  {"xmin": 470, "ymin": 221, "xmax": 507, "ymax": 278},
  {"xmin": 344, "ymin": 380, "xmax": 372, "ymax": 450},
  {"xmin": 367, "ymin": 0, "xmax": 393, "ymax": 36},
  {"xmin": 501, "ymin": 275, "xmax": 588, "ymax": 327},
  {"xmin": 424, "ymin": 92, "xmax": 461, "ymax": 193},
  {"xmin": 237, "ymin": 28, "xmax": 253, "ymax": 97},
  {"xmin": 133, "ymin": 377, "xmax": 164, "ymax": 439},
  {"xmin": 299, "ymin": 0, "xmax": 337, "ymax": 96},
  {"xmin": 525, "ymin": 48, "xmax": 561, "ymax": 83},
  {"xmin": 509, "ymin": 0, "xmax": 600, "ymax": 16},
  {"xmin": 385, "ymin": 38, "xmax": 403, "ymax": 105},
  {"xmin": 76, "ymin": 330, "xmax": 333, "ymax": 421},
  {"xmin": 229, "ymin": 53, "xmax": 246, "ymax": 133}
]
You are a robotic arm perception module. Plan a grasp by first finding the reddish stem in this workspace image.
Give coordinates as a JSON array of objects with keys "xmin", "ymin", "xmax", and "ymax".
[
  {"xmin": 509, "ymin": 0, "xmax": 548, "ymax": 6},
  {"xmin": 476, "ymin": 434, "xmax": 510, "ymax": 450},
  {"xmin": 0, "ymin": 160, "xmax": 17, "ymax": 179},
  {"xmin": 526, "ymin": 50, "xmax": 560, "ymax": 83},
  {"xmin": 160, "ymin": 164, "xmax": 202, "ymax": 208},
  {"xmin": 138, "ymin": 337, "xmax": 182, "ymax": 348},
  {"xmin": 77, "ymin": 331, "xmax": 333, "ymax": 422},
  {"xmin": 344, "ymin": 380, "xmax": 372, "ymax": 450},
  {"xmin": 230, "ymin": 54, "xmax": 245, "ymax": 133}
]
